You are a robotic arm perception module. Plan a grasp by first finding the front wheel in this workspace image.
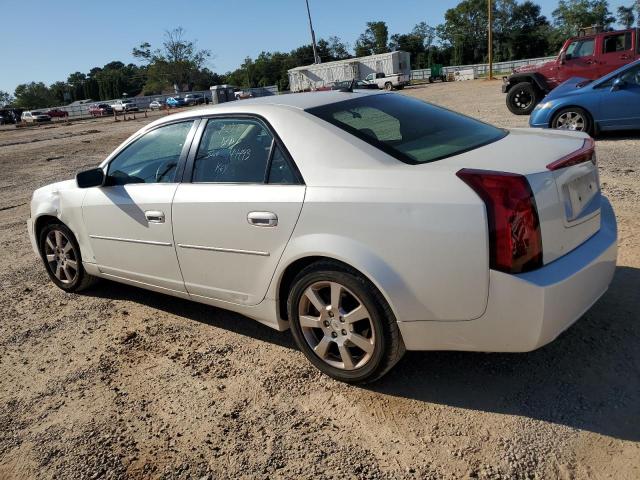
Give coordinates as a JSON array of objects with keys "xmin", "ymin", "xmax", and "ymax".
[
  {"xmin": 551, "ymin": 107, "xmax": 593, "ymax": 135},
  {"xmin": 384, "ymin": 82, "xmax": 393, "ymax": 91},
  {"xmin": 287, "ymin": 261, "xmax": 405, "ymax": 384},
  {"xmin": 39, "ymin": 222, "xmax": 97, "ymax": 292},
  {"xmin": 506, "ymin": 82, "xmax": 541, "ymax": 115}
]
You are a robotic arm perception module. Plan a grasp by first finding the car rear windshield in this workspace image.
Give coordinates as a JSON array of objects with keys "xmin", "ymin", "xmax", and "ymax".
[{"xmin": 306, "ymin": 94, "xmax": 507, "ymax": 164}]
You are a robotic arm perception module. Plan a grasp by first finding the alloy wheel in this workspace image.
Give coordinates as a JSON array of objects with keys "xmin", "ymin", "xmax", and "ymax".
[
  {"xmin": 555, "ymin": 111, "xmax": 586, "ymax": 131},
  {"xmin": 298, "ymin": 281, "xmax": 376, "ymax": 370},
  {"xmin": 44, "ymin": 229, "xmax": 78, "ymax": 284}
]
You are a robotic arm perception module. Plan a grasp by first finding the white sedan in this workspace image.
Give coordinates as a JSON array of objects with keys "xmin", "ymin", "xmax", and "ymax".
[{"xmin": 27, "ymin": 91, "xmax": 617, "ymax": 383}]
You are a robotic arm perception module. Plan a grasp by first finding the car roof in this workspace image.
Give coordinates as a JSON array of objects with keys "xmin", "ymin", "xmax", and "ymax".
[{"xmin": 147, "ymin": 90, "xmax": 385, "ymax": 128}]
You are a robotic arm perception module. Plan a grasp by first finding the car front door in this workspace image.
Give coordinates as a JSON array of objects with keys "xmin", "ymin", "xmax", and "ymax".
[
  {"xmin": 561, "ymin": 36, "xmax": 597, "ymax": 82},
  {"xmin": 82, "ymin": 119, "xmax": 198, "ymax": 293},
  {"xmin": 172, "ymin": 116, "xmax": 305, "ymax": 306},
  {"xmin": 598, "ymin": 64, "xmax": 640, "ymax": 130}
]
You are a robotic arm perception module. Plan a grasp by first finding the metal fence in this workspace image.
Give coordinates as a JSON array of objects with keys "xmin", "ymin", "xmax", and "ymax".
[
  {"xmin": 16, "ymin": 85, "xmax": 279, "ymax": 122},
  {"xmin": 410, "ymin": 56, "xmax": 556, "ymax": 81}
]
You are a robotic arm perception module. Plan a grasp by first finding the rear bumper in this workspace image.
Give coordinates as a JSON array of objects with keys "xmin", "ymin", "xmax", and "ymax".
[{"xmin": 398, "ymin": 196, "xmax": 617, "ymax": 352}]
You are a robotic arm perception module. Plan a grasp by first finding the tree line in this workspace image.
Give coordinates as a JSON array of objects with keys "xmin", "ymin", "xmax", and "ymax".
[{"xmin": 2, "ymin": 0, "xmax": 639, "ymax": 109}]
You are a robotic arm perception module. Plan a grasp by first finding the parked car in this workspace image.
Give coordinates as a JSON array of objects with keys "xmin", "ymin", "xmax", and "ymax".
[
  {"xmin": 111, "ymin": 99, "xmax": 139, "ymax": 112},
  {"xmin": 362, "ymin": 72, "xmax": 410, "ymax": 90},
  {"xmin": 28, "ymin": 91, "xmax": 617, "ymax": 384},
  {"xmin": 21, "ymin": 111, "xmax": 51, "ymax": 123},
  {"xmin": 329, "ymin": 80, "xmax": 376, "ymax": 90},
  {"xmin": 184, "ymin": 93, "xmax": 205, "ymax": 105},
  {"xmin": 530, "ymin": 59, "xmax": 640, "ymax": 135},
  {"xmin": 149, "ymin": 99, "xmax": 163, "ymax": 110},
  {"xmin": 166, "ymin": 96, "xmax": 186, "ymax": 108},
  {"xmin": 0, "ymin": 111, "xmax": 13, "ymax": 125},
  {"xmin": 503, "ymin": 28, "xmax": 640, "ymax": 114},
  {"xmin": 234, "ymin": 89, "xmax": 253, "ymax": 100},
  {"xmin": 47, "ymin": 108, "xmax": 69, "ymax": 118},
  {"xmin": 89, "ymin": 104, "xmax": 113, "ymax": 117}
]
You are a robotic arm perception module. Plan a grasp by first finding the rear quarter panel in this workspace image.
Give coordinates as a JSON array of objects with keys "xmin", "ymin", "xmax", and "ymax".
[{"xmin": 273, "ymin": 176, "xmax": 489, "ymax": 322}]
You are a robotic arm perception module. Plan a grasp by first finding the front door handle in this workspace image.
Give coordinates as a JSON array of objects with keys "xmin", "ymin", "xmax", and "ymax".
[
  {"xmin": 247, "ymin": 211, "xmax": 278, "ymax": 227},
  {"xmin": 145, "ymin": 210, "xmax": 165, "ymax": 223}
]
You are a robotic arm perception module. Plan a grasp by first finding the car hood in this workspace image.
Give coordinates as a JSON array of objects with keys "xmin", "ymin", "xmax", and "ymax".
[
  {"xmin": 514, "ymin": 60, "xmax": 555, "ymax": 74},
  {"xmin": 33, "ymin": 179, "xmax": 77, "ymax": 198},
  {"xmin": 545, "ymin": 77, "xmax": 592, "ymax": 100}
]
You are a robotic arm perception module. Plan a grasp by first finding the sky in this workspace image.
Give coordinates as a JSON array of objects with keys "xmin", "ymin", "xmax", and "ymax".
[{"xmin": 0, "ymin": 0, "xmax": 630, "ymax": 94}]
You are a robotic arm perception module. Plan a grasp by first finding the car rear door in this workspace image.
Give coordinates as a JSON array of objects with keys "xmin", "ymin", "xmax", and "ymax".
[
  {"xmin": 172, "ymin": 116, "xmax": 305, "ymax": 306},
  {"xmin": 598, "ymin": 31, "xmax": 634, "ymax": 76}
]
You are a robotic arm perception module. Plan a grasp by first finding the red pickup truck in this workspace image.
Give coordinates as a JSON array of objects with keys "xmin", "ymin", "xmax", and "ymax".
[{"xmin": 503, "ymin": 28, "xmax": 640, "ymax": 114}]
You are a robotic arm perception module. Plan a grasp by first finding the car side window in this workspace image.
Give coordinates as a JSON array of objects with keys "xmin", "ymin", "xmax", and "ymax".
[
  {"xmin": 193, "ymin": 118, "xmax": 274, "ymax": 183},
  {"xmin": 566, "ymin": 38, "xmax": 594, "ymax": 59},
  {"xmin": 107, "ymin": 121, "xmax": 193, "ymax": 185},
  {"xmin": 620, "ymin": 65, "xmax": 640, "ymax": 86},
  {"xmin": 267, "ymin": 145, "xmax": 297, "ymax": 184},
  {"xmin": 603, "ymin": 33, "xmax": 632, "ymax": 53}
]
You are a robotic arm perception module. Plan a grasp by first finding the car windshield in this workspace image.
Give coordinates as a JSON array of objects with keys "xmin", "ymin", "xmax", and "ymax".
[{"xmin": 306, "ymin": 94, "xmax": 507, "ymax": 164}]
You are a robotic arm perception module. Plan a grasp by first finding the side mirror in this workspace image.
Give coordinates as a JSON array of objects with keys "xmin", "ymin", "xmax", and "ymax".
[
  {"xmin": 76, "ymin": 167, "xmax": 105, "ymax": 188},
  {"xmin": 611, "ymin": 78, "xmax": 626, "ymax": 91}
]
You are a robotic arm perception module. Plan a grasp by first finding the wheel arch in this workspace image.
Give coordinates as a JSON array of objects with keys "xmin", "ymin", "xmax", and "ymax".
[
  {"xmin": 506, "ymin": 73, "xmax": 549, "ymax": 93},
  {"xmin": 548, "ymin": 104, "xmax": 595, "ymax": 131},
  {"xmin": 271, "ymin": 235, "xmax": 417, "ymax": 324}
]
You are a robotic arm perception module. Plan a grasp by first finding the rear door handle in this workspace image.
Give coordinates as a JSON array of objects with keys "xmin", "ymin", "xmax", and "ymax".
[
  {"xmin": 145, "ymin": 210, "xmax": 165, "ymax": 223},
  {"xmin": 247, "ymin": 211, "xmax": 278, "ymax": 227}
]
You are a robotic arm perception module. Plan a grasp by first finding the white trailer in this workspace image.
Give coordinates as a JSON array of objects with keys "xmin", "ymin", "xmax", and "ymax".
[{"xmin": 288, "ymin": 51, "xmax": 411, "ymax": 93}]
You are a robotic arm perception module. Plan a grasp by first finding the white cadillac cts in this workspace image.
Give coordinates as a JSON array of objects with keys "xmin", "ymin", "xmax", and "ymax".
[{"xmin": 28, "ymin": 91, "xmax": 617, "ymax": 383}]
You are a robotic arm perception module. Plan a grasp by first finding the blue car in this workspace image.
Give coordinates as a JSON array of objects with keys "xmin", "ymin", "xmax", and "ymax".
[
  {"xmin": 166, "ymin": 96, "xmax": 186, "ymax": 108},
  {"xmin": 530, "ymin": 59, "xmax": 640, "ymax": 135}
]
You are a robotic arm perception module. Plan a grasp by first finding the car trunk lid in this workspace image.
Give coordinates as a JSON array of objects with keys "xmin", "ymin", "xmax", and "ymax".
[{"xmin": 444, "ymin": 128, "xmax": 601, "ymax": 266}]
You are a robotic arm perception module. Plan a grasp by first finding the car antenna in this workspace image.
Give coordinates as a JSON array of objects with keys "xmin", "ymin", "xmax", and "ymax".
[{"xmin": 338, "ymin": 79, "xmax": 356, "ymax": 93}]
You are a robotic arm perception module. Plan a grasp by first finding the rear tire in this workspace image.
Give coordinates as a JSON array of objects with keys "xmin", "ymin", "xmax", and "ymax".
[
  {"xmin": 38, "ymin": 222, "xmax": 98, "ymax": 292},
  {"xmin": 506, "ymin": 81, "xmax": 542, "ymax": 115},
  {"xmin": 384, "ymin": 82, "xmax": 393, "ymax": 91},
  {"xmin": 287, "ymin": 261, "xmax": 405, "ymax": 384},
  {"xmin": 551, "ymin": 107, "xmax": 593, "ymax": 136}
]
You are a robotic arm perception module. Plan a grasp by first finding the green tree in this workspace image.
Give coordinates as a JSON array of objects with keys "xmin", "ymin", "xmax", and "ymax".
[
  {"xmin": 389, "ymin": 22, "xmax": 436, "ymax": 68},
  {"xmin": 0, "ymin": 90, "xmax": 13, "ymax": 107},
  {"xmin": 616, "ymin": 5, "xmax": 635, "ymax": 28},
  {"xmin": 437, "ymin": 0, "xmax": 488, "ymax": 65},
  {"xmin": 134, "ymin": 27, "xmax": 211, "ymax": 92},
  {"xmin": 13, "ymin": 82, "xmax": 58, "ymax": 109},
  {"xmin": 552, "ymin": 0, "xmax": 615, "ymax": 36},
  {"xmin": 355, "ymin": 21, "xmax": 390, "ymax": 56}
]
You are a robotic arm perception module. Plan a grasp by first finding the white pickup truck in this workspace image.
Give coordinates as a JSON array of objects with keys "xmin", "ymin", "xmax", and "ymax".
[
  {"xmin": 362, "ymin": 72, "xmax": 410, "ymax": 90},
  {"xmin": 111, "ymin": 99, "xmax": 139, "ymax": 112}
]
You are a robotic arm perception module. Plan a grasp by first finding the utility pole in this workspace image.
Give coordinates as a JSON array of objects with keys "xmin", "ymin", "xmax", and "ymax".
[
  {"xmin": 305, "ymin": 0, "xmax": 321, "ymax": 64},
  {"xmin": 488, "ymin": 0, "xmax": 493, "ymax": 79}
]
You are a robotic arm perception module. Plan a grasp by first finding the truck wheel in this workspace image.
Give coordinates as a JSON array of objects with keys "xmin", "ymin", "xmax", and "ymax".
[
  {"xmin": 384, "ymin": 82, "xmax": 393, "ymax": 91},
  {"xmin": 551, "ymin": 107, "xmax": 593, "ymax": 136},
  {"xmin": 506, "ymin": 82, "xmax": 541, "ymax": 115}
]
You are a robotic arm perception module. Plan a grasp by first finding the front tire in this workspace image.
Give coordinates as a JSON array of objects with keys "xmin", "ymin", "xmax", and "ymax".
[
  {"xmin": 384, "ymin": 82, "xmax": 393, "ymax": 91},
  {"xmin": 506, "ymin": 81, "xmax": 541, "ymax": 115},
  {"xmin": 38, "ymin": 222, "xmax": 97, "ymax": 292},
  {"xmin": 287, "ymin": 261, "xmax": 405, "ymax": 384},
  {"xmin": 551, "ymin": 107, "xmax": 593, "ymax": 135}
]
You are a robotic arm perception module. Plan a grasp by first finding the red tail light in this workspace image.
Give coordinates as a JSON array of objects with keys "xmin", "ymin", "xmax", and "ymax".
[
  {"xmin": 457, "ymin": 169, "xmax": 543, "ymax": 274},
  {"xmin": 546, "ymin": 137, "xmax": 595, "ymax": 171}
]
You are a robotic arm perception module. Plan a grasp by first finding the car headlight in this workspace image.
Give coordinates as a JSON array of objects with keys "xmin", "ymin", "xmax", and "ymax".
[{"xmin": 536, "ymin": 101, "xmax": 554, "ymax": 110}]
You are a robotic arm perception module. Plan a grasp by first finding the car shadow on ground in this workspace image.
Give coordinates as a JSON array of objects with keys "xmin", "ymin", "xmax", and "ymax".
[
  {"xmin": 370, "ymin": 266, "xmax": 640, "ymax": 442},
  {"xmin": 87, "ymin": 280, "xmax": 295, "ymax": 351},
  {"xmin": 596, "ymin": 129, "xmax": 640, "ymax": 141},
  {"xmin": 86, "ymin": 266, "xmax": 639, "ymax": 441}
]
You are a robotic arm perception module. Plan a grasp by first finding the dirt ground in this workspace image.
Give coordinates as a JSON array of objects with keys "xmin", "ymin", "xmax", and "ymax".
[{"xmin": 0, "ymin": 80, "xmax": 638, "ymax": 480}]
